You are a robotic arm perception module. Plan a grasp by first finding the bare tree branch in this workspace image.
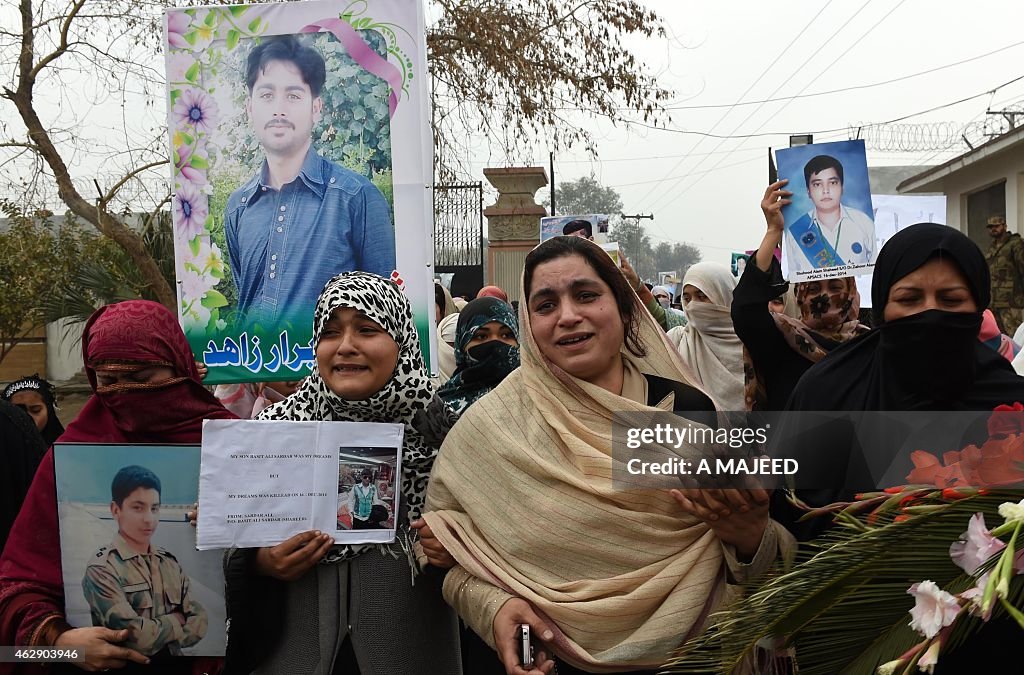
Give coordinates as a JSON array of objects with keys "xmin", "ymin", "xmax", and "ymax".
[{"xmin": 102, "ymin": 159, "xmax": 167, "ymax": 205}]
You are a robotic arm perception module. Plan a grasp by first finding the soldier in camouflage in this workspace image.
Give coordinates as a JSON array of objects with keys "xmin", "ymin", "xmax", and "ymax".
[
  {"xmin": 984, "ymin": 215, "xmax": 1024, "ymax": 334},
  {"xmin": 82, "ymin": 465, "xmax": 207, "ymax": 657}
]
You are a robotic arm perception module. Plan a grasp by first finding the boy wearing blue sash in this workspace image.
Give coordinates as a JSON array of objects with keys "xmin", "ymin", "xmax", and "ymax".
[{"xmin": 785, "ymin": 154, "xmax": 874, "ymax": 269}]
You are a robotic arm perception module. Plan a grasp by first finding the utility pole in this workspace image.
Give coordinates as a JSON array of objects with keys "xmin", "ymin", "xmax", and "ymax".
[
  {"xmin": 620, "ymin": 213, "xmax": 653, "ymax": 225},
  {"xmin": 619, "ymin": 213, "xmax": 654, "ymax": 283},
  {"xmin": 549, "ymin": 151, "xmax": 556, "ymax": 216}
]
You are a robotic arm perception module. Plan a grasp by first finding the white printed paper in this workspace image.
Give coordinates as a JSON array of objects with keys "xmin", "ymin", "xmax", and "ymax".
[{"xmin": 197, "ymin": 419, "xmax": 403, "ymax": 550}]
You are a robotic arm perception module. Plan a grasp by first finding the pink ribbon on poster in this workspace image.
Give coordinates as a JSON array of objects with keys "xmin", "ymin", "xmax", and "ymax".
[{"xmin": 301, "ymin": 18, "xmax": 403, "ymax": 118}]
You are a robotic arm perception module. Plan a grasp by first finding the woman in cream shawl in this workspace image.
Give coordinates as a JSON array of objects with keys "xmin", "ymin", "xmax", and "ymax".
[
  {"xmin": 666, "ymin": 262, "xmax": 745, "ymax": 411},
  {"xmin": 420, "ymin": 237, "xmax": 790, "ymax": 675}
]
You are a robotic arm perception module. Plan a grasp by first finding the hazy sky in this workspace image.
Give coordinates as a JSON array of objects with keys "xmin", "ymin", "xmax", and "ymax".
[{"xmin": 474, "ymin": 0, "xmax": 1024, "ymax": 264}]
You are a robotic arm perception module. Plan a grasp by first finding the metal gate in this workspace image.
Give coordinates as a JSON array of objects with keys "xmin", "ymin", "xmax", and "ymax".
[{"xmin": 433, "ymin": 182, "xmax": 483, "ymax": 298}]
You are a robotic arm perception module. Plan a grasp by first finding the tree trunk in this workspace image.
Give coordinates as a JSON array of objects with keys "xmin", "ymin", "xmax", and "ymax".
[{"xmin": 6, "ymin": 0, "xmax": 175, "ymax": 311}]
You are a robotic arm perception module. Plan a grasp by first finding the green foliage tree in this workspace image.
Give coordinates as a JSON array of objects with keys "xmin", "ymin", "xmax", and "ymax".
[
  {"xmin": 546, "ymin": 174, "xmax": 624, "ymax": 218},
  {"xmin": 40, "ymin": 211, "xmax": 177, "ymax": 337},
  {"xmin": 653, "ymin": 241, "xmax": 702, "ymax": 280},
  {"xmin": 609, "ymin": 217, "xmax": 654, "ymax": 280},
  {"xmin": 0, "ymin": 206, "xmax": 84, "ymax": 364}
]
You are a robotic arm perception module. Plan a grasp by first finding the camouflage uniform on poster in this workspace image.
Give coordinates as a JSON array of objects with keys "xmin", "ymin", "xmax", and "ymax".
[
  {"xmin": 984, "ymin": 215, "xmax": 1024, "ymax": 334},
  {"xmin": 83, "ymin": 533, "xmax": 208, "ymax": 656}
]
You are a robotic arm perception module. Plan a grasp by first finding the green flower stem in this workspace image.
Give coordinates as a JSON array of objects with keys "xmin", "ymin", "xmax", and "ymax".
[
  {"xmin": 214, "ymin": 10, "xmax": 255, "ymax": 38},
  {"xmin": 998, "ymin": 596, "xmax": 1024, "ymax": 630},
  {"xmin": 982, "ymin": 522, "xmax": 1020, "ymax": 614},
  {"xmin": 989, "ymin": 521, "xmax": 1018, "ymax": 538}
]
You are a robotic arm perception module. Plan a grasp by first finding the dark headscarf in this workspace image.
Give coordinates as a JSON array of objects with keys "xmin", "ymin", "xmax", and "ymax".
[
  {"xmin": 0, "ymin": 401, "xmax": 45, "ymax": 554},
  {"xmin": 437, "ymin": 297, "xmax": 520, "ymax": 415},
  {"xmin": 870, "ymin": 222, "xmax": 990, "ymax": 325},
  {"xmin": 788, "ymin": 223, "xmax": 1023, "ymax": 411},
  {"xmin": 2, "ymin": 374, "xmax": 64, "ymax": 446}
]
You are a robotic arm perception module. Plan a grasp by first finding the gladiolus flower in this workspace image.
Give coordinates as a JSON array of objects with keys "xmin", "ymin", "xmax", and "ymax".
[
  {"xmin": 998, "ymin": 498, "xmax": 1024, "ymax": 525},
  {"xmin": 949, "ymin": 513, "xmax": 1006, "ymax": 574},
  {"xmin": 988, "ymin": 402, "xmax": 1024, "ymax": 437},
  {"xmin": 917, "ymin": 640, "xmax": 941, "ymax": 674},
  {"xmin": 908, "ymin": 581, "xmax": 960, "ymax": 639},
  {"xmin": 960, "ymin": 572, "xmax": 993, "ymax": 621},
  {"xmin": 876, "ymin": 660, "xmax": 902, "ymax": 675}
]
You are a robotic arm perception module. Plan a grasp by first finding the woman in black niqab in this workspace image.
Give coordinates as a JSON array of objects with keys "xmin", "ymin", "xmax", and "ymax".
[
  {"xmin": 787, "ymin": 222, "xmax": 1024, "ymax": 411},
  {"xmin": 780, "ymin": 223, "xmax": 1024, "ymax": 675},
  {"xmin": 776, "ymin": 224, "xmax": 1024, "ymax": 538},
  {"xmin": 0, "ymin": 400, "xmax": 45, "ymax": 553}
]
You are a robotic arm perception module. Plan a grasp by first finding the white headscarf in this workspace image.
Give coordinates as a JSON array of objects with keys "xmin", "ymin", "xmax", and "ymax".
[
  {"xmin": 666, "ymin": 262, "xmax": 744, "ymax": 410},
  {"xmin": 435, "ymin": 313, "xmax": 460, "ymax": 384}
]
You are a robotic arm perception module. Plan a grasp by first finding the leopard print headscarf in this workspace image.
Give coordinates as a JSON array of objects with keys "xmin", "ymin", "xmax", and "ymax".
[{"xmin": 259, "ymin": 271, "xmax": 445, "ymax": 565}]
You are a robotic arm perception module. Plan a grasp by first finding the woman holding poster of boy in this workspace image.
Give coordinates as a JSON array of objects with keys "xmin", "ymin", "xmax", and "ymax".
[{"xmin": 0, "ymin": 300, "xmax": 236, "ymax": 674}]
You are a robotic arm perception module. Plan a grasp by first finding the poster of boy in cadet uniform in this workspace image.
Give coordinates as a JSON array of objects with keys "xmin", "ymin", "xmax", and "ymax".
[{"xmin": 56, "ymin": 444, "xmax": 226, "ymax": 656}]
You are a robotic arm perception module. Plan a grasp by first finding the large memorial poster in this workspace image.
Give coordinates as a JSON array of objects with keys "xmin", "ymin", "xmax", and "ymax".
[
  {"xmin": 165, "ymin": 0, "xmax": 432, "ymax": 383},
  {"xmin": 777, "ymin": 139, "xmax": 875, "ymax": 282},
  {"xmin": 54, "ymin": 444, "xmax": 226, "ymax": 657}
]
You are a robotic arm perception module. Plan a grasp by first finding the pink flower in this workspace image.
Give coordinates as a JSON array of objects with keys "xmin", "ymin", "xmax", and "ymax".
[
  {"xmin": 167, "ymin": 51, "xmax": 193, "ymax": 83},
  {"xmin": 175, "ymin": 143, "xmax": 208, "ymax": 190},
  {"xmin": 167, "ymin": 12, "xmax": 190, "ymax": 49},
  {"xmin": 917, "ymin": 640, "xmax": 941, "ymax": 674},
  {"xmin": 960, "ymin": 572, "xmax": 993, "ymax": 621},
  {"xmin": 173, "ymin": 183, "xmax": 209, "ymax": 240},
  {"xmin": 179, "ymin": 267, "xmax": 208, "ymax": 303},
  {"xmin": 908, "ymin": 581, "xmax": 960, "ymax": 639},
  {"xmin": 172, "ymin": 88, "xmax": 219, "ymax": 135},
  {"xmin": 949, "ymin": 513, "xmax": 1006, "ymax": 574}
]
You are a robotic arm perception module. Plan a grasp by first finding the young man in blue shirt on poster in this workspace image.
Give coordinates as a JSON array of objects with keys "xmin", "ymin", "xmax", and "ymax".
[
  {"xmin": 224, "ymin": 36, "xmax": 395, "ymax": 324},
  {"xmin": 784, "ymin": 154, "xmax": 874, "ymax": 269}
]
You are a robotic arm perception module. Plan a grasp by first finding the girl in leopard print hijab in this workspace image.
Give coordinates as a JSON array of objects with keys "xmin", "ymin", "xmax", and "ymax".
[{"xmin": 223, "ymin": 271, "xmax": 461, "ymax": 675}]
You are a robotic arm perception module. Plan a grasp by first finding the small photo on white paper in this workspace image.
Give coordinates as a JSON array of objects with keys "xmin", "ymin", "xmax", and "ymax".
[{"xmin": 337, "ymin": 447, "xmax": 399, "ymax": 532}]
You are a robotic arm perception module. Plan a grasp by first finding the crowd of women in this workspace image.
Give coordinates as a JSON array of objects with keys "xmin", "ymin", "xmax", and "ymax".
[{"xmin": 2, "ymin": 180, "xmax": 1023, "ymax": 674}]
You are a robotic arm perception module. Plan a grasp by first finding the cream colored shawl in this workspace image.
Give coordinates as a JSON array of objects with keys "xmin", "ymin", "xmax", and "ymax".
[
  {"xmin": 667, "ymin": 262, "xmax": 745, "ymax": 411},
  {"xmin": 423, "ymin": 272, "xmax": 726, "ymax": 671}
]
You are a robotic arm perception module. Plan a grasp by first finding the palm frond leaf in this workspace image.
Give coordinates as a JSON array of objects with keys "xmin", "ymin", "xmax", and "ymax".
[{"xmin": 663, "ymin": 491, "xmax": 1024, "ymax": 674}]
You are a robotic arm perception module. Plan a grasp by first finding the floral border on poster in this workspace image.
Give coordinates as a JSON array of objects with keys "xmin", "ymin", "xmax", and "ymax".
[{"xmin": 167, "ymin": 2, "xmax": 415, "ymax": 381}]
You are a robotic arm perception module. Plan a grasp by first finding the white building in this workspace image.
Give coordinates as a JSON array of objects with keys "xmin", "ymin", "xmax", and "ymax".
[{"xmin": 898, "ymin": 125, "xmax": 1024, "ymax": 252}]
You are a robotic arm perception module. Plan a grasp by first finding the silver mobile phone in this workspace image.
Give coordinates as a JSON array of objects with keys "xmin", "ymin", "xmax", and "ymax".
[{"xmin": 518, "ymin": 623, "xmax": 532, "ymax": 667}]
